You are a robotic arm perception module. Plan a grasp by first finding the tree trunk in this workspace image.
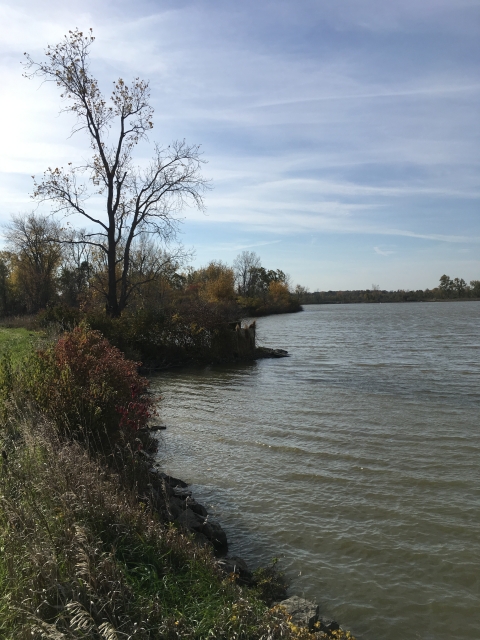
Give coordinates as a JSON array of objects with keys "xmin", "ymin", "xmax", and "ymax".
[{"xmin": 106, "ymin": 239, "xmax": 120, "ymax": 317}]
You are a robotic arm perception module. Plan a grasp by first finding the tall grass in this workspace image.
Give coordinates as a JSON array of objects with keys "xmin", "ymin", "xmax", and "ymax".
[{"xmin": 0, "ymin": 414, "xmax": 300, "ymax": 639}]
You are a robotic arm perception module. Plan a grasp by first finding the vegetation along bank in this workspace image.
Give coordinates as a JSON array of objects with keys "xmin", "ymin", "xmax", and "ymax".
[{"xmin": 0, "ymin": 324, "xmax": 354, "ymax": 639}]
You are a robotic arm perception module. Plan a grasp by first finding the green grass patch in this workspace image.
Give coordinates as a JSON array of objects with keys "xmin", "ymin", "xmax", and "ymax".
[{"xmin": 0, "ymin": 327, "xmax": 40, "ymax": 361}]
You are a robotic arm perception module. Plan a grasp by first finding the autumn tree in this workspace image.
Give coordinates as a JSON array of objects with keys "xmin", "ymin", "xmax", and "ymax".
[
  {"xmin": 185, "ymin": 261, "xmax": 236, "ymax": 303},
  {"xmin": 4, "ymin": 213, "xmax": 63, "ymax": 313},
  {"xmin": 470, "ymin": 280, "xmax": 480, "ymax": 297},
  {"xmin": 24, "ymin": 29, "xmax": 208, "ymax": 317},
  {"xmin": 438, "ymin": 274, "xmax": 469, "ymax": 298},
  {"xmin": 0, "ymin": 252, "xmax": 16, "ymax": 316},
  {"xmin": 248, "ymin": 266, "xmax": 288, "ymax": 302}
]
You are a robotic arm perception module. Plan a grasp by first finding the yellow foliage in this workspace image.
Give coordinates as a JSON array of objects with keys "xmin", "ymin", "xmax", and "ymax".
[
  {"xmin": 203, "ymin": 269, "xmax": 236, "ymax": 302},
  {"xmin": 268, "ymin": 280, "xmax": 290, "ymax": 304},
  {"xmin": 188, "ymin": 261, "xmax": 236, "ymax": 303}
]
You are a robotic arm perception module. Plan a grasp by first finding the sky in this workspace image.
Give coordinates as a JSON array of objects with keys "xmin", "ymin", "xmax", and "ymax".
[{"xmin": 0, "ymin": 0, "xmax": 479, "ymax": 291}]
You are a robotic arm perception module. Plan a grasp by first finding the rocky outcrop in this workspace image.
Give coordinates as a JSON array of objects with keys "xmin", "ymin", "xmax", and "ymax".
[
  {"xmin": 148, "ymin": 471, "xmax": 228, "ymax": 555},
  {"xmin": 277, "ymin": 596, "xmax": 341, "ymax": 635},
  {"xmin": 279, "ymin": 596, "xmax": 320, "ymax": 631},
  {"xmin": 255, "ymin": 347, "xmax": 289, "ymax": 359}
]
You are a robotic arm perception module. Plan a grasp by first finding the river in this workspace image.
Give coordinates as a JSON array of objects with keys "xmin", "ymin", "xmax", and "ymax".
[{"xmin": 151, "ymin": 302, "xmax": 480, "ymax": 640}]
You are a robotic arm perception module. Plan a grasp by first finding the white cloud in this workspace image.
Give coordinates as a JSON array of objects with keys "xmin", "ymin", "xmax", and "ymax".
[{"xmin": 374, "ymin": 246, "xmax": 396, "ymax": 256}]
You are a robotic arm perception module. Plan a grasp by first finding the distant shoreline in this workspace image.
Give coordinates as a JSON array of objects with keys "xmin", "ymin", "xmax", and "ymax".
[{"xmin": 302, "ymin": 297, "xmax": 480, "ymax": 305}]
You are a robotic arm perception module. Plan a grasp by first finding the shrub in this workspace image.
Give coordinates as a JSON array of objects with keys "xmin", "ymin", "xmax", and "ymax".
[
  {"xmin": 37, "ymin": 303, "xmax": 83, "ymax": 331},
  {"xmin": 21, "ymin": 323, "xmax": 154, "ymax": 452}
]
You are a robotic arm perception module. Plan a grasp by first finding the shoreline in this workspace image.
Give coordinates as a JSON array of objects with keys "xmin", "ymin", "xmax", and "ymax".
[
  {"xmin": 149, "ymin": 464, "xmax": 354, "ymax": 640},
  {"xmin": 139, "ymin": 345, "xmax": 289, "ymax": 374},
  {"xmin": 144, "ymin": 451, "xmax": 354, "ymax": 638}
]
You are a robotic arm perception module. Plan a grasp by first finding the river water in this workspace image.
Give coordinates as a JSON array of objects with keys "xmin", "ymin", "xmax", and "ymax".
[{"xmin": 151, "ymin": 302, "xmax": 480, "ymax": 640}]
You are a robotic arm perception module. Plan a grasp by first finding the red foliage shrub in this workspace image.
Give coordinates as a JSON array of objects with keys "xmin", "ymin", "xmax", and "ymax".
[{"xmin": 25, "ymin": 324, "xmax": 154, "ymax": 450}]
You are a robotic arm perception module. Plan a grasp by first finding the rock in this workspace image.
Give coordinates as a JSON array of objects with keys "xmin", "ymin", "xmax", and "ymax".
[
  {"xmin": 177, "ymin": 508, "xmax": 205, "ymax": 531},
  {"xmin": 166, "ymin": 496, "xmax": 185, "ymax": 520},
  {"xmin": 255, "ymin": 347, "xmax": 289, "ymax": 359},
  {"xmin": 279, "ymin": 596, "xmax": 319, "ymax": 631},
  {"xmin": 150, "ymin": 469, "xmax": 227, "ymax": 554},
  {"xmin": 318, "ymin": 618, "xmax": 340, "ymax": 633},
  {"xmin": 193, "ymin": 532, "xmax": 213, "ymax": 549},
  {"xmin": 216, "ymin": 556, "xmax": 254, "ymax": 585},
  {"xmin": 157, "ymin": 472, "xmax": 189, "ymax": 489},
  {"xmin": 187, "ymin": 498, "xmax": 208, "ymax": 518},
  {"xmin": 172, "ymin": 486, "xmax": 193, "ymax": 500},
  {"xmin": 201, "ymin": 520, "xmax": 228, "ymax": 555}
]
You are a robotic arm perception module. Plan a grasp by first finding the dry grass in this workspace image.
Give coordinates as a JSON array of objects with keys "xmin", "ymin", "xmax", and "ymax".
[
  {"xmin": 0, "ymin": 315, "xmax": 38, "ymax": 330},
  {"xmin": 0, "ymin": 411, "xmax": 302, "ymax": 639}
]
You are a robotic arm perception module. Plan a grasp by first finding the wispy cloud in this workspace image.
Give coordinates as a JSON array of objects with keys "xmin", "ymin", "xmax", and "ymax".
[
  {"xmin": 383, "ymin": 230, "xmax": 480, "ymax": 244},
  {"xmin": 216, "ymin": 240, "xmax": 282, "ymax": 251},
  {"xmin": 374, "ymin": 246, "xmax": 396, "ymax": 256},
  {"xmin": 0, "ymin": 0, "xmax": 478, "ymax": 288}
]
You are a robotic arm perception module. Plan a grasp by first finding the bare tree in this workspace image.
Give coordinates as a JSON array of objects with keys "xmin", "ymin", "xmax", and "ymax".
[
  {"xmin": 24, "ymin": 29, "xmax": 208, "ymax": 317},
  {"xmin": 233, "ymin": 251, "xmax": 261, "ymax": 296},
  {"xmin": 88, "ymin": 233, "xmax": 190, "ymax": 308}
]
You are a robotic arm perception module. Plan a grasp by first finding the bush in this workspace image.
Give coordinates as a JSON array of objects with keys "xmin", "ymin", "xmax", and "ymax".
[
  {"xmin": 37, "ymin": 303, "xmax": 83, "ymax": 331},
  {"xmin": 20, "ymin": 324, "xmax": 154, "ymax": 453},
  {"xmin": 86, "ymin": 303, "xmax": 242, "ymax": 366}
]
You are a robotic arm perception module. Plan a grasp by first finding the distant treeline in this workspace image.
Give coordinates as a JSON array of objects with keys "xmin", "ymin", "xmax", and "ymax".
[{"xmin": 298, "ymin": 275, "xmax": 480, "ymax": 304}]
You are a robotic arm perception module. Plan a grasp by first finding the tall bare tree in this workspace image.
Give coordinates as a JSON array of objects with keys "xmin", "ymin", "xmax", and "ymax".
[
  {"xmin": 232, "ymin": 251, "xmax": 261, "ymax": 296},
  {"xmin": 24, "ymin": 29, "xmax": 208, "ymax": 316}
]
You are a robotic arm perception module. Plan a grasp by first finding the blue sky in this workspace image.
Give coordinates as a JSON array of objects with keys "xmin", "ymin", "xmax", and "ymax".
[{"xmin": 0, "ymin": 0, "xmax": 479, "ymax": 290}]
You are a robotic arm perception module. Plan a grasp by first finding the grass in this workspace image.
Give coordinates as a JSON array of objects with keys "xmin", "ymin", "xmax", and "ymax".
[
  {"xmin": 0, "ymin": 327, "xmax": 41, "ymax": 361},
  {"xmin": 0, "ymin": 415, "xmax": 296, "ymax": 639}
]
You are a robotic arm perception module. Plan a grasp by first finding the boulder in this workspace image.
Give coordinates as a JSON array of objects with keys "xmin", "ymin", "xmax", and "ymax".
[
  {"xmin": 279, "ymin": 596, "xmax": 319, "ymax": 631},
  {"xmin": 216, "ymin": 556, "xmax": 254, "ymax": 585},
  {"xmin": 201, "ymin": 520, "xmax": 228, "ymax": 555},
  {"xmin": 177, "ymin": 508, "xmax": 205, "ymax": 531},
  {"xmin": 172, "ymin": 486, "xmax": 193, "ymax": 500},
  {"xmin": 193, "ymin": 532, "xmax": 213, "ymax": 549},
  {"xmin": 318, "ymin": 618, "xmax": 340, "ymax": 633},
  {"xmin": 150, "ymin": 469, "xmax": 228, "ymax": 555},
  {"xmin": 157, "ymin": 472, "xmax": 189, "ymax": 489},
  {"xmin": 166, "ymin": 496, "xmax": 185, "ymax": 520},
  {"xmin": 255, "ymin": 347, "xmax": 289, "ymax": 359},
  {"xmin": 187, "ymin": 498, "xmax": 208, "ymax": 518}
]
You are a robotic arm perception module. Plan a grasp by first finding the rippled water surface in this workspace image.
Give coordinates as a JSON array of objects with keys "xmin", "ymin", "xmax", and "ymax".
[{"xmin": 151, "ymin": 303, "xmax": 480, "ymax": 640}]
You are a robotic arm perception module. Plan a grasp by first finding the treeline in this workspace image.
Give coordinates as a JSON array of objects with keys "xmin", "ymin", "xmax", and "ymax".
[
  {"xmin": 0, "ymin": 214, "xmax": 300, "ymax": 364},
  {"xmin": 299, "ymin": 275, "xmax": 480, "ymax": 305}
]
